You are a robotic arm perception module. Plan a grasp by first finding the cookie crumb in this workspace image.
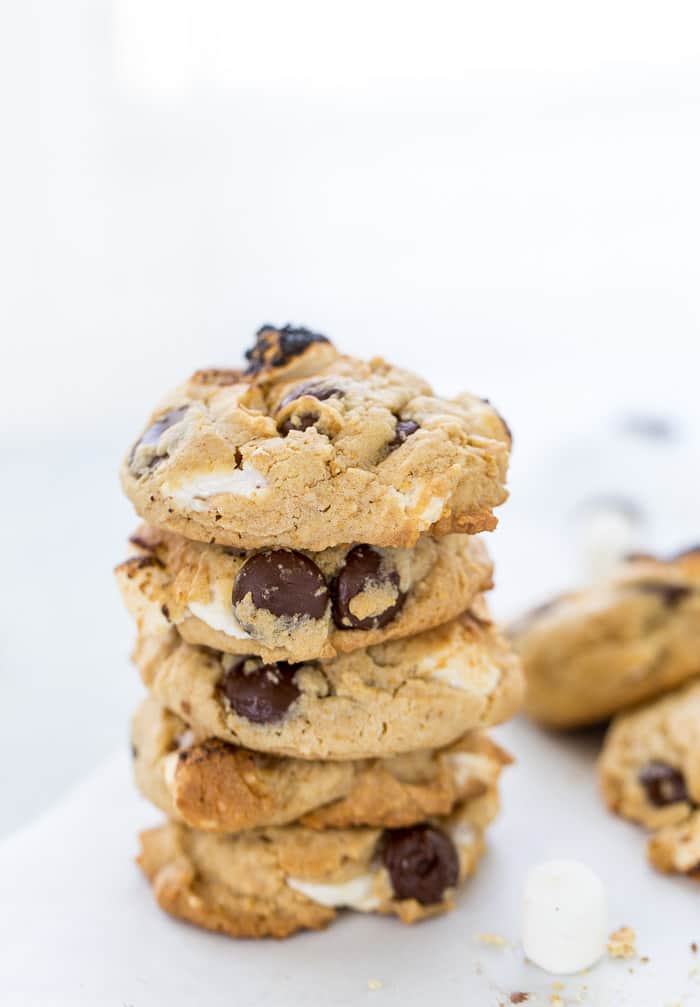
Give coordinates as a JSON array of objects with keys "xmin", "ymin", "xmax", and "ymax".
[
  {"xmin": 475, "ymin": 932, "xmax": 507, "ymax": 947},
  {"xmin": 510, "ymin": 995, "xmax": 531, "ymax": 1004},
  {"xmin": 608, "ymin": 925, "xmax": 636, "ymax": 959},
  {"xmin": 367, "ymin": 978, "xmax": 383, "ymax": 992},
  {"xmin": 640, "ymin": 955, "xmax": 649, "ymax": 964},
  {"xmin": 692, "ymin": 942, "xmax": 698, "ymax": 953},
  {"xmin": 550, "ymin": 997, "xmax": 563, "ymax": 1007}
]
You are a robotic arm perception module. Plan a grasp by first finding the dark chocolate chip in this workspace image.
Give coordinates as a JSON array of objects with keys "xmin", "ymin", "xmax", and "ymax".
[
  {"xmin": 279, "ymin": 382, "xmax": 345, "ymax": 409},
  {"xmin": 331, "ymin": 545, "xmax": 404, "ymax": 630},
  {"xmin": 636, "ymin": 582, "xmax": 692, "ymax": 607},
  {"xmin": 232, "ymin": 550, "xmax": 329, "ymax": 620},
  {"xmin": 130, "ymin": 406, "xmax": 188, "ymax": 466},
  {"xmin": 278, "ymin": 412, "xmax": 319, "ymax": 437},
  {"xmin": 638, "ymin": 761, "xmax": 689, "ymax": 806},
  {"xmin": 382, "ymin": 824, "xmax": 459, "ymax": 905},
  {"xmin": 219, "ymin": 660, "xmax": 300, "ymax": 723},
  {"xmin": 387, "ymin": 419, "xmax": 419, "ymax": 452},
  {"xmin": 244, "ymin": 324, "xmax": 329, "ymax": 374}
]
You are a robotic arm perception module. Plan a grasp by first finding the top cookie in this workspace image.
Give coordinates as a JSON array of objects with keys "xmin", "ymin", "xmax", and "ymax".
[
  {"xmin": 120, "ymin": 325, "xmax": 511, "ymax": 550},
  {"xmin": 511, "ymin": 547, "xmax": 700, "ymax": 728}
]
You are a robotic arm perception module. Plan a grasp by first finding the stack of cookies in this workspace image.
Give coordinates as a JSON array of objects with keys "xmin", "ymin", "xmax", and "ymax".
[{"xmin": 116, "ymin": 325, "xmax": 523, "ymax": 938}]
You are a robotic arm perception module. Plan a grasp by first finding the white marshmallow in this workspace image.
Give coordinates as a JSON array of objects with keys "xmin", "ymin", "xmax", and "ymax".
[{"xmin": 522, "ymin": 860, "xmax": 607, "ymax": 975}]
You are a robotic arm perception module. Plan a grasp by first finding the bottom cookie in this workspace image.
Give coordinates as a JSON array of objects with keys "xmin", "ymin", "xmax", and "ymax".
[
  {"xmin": 598, "ymin": 680, "xmax": 700, "ymax": 878},
  {"xmin": 138, "ymin": 791, "xmax": 497, "ymax": 938}
]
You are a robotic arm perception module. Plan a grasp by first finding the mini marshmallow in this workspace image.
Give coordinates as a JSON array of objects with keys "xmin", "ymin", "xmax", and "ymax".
[{"xmin": 522, "ymin": 860, "xmax": 607, "ymax": 975}]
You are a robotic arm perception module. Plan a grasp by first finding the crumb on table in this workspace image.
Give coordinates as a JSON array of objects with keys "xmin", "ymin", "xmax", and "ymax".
[{"xmin": 608, "ymin": 925, "xmax": 637, "ymax": 959}]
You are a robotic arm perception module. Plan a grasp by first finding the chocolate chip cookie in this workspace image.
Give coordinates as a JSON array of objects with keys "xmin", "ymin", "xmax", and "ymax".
[
  {"xmin": 120, "ymin": 325, "xmax": 511, "ymax": 551},
  {"xmin": 116, "ymin": 524, "xmax": 493, "ymax": 662},
  {"xmin": 133, "ymin": 603, "xmax": 523, "ymax": 760},
  {"xmin": 510, "ymin": 547, "xmax": 700, "ymax": 728},
  {"xmin": 599, "ymin": 679, "xmax": 700, "ymax": 832},
  {"xmin": 132, "ymin": 694, "xmax": 511, "ymax": 832},
  {"xmin": 138, "ymin": 789, "xmax": 497, "ymax": 938}
]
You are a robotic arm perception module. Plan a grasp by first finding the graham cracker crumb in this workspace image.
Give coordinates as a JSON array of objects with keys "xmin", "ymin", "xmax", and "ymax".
[
  {"xmin": 692, "ymin": 942, "xmax": 698, "ymax": 953},
  {"xmin": 475, "ymin": 932, "xmax": 507, "ymax": 948},
  {"xmin": 608, "ymin": 925, "xmax": 637, "ymax": 959},
  {"xmin": 367, "ymin": 978, "xmax": 383, "ymax": 992}
]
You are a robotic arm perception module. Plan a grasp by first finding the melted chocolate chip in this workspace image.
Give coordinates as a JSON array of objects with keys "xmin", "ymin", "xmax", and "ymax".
[
  {"xmin": 219, "ymin": 660, "xmax": 300, "ymax": 723},
  {"xmin": 278, "ymin": 412, "xmax": 319, "ymax": 437},
  {"xmin": 382, "ymin": 824, "xmax": 459, "ymax": 905},
  {"xmin": 331, "ymin": 545, "xmax": 404, "ymax": 630},
  {"xmin": 387, "ymin": 419, "xmax": 419, "ymax": 452},
  {"xmin": 637, "ymin": 582, "xmax": 692, "ymax": 607},
  {"xmin": 130, "ymin": 406, "xmax": 188, "ymax": 466},
  {"xmin": 244, "ymin": 324, "xmax": 329, "ymax": 374},
  {"xmin": 232, "ymin": 550, "xmax": 329, "ymax": 621},
  {"xmin": 279, "ymin": 382, "xmax": 345, "ymax": 409},
  {"xmin": 638, "ymin": 761, "xmax": 689, "ymax": 806}
]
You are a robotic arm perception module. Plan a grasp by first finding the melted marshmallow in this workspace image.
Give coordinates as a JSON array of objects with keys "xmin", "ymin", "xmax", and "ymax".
[
  {"xmin": 164, "ymin": 466, "xmax": 268, "ymax": 509},
  {"xmin": 286, "ymin": 874, "xmax": 379, "ymax": 911}
]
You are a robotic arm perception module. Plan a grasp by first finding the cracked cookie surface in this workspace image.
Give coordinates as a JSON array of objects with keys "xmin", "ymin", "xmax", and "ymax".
[
  {"xmin": 511, "ymin": 548, "xmax": 700, "ymax": 728},
  {"xmin": 138, "ymin": 790, "xmax": 498, "ymax": 938},
  {"xmin": 132, "ymin": 694, "xmax": 511, "ymax": 831},
  {"xmin": 116, "ymin": 525, "xmax": 493, "ymax": 662},
  {"xmin": 120, "ymin": 325, "xmax": 511, "ymax": 551},
  {"xmin": 133, "ymin": 602, "xmax": 523, "ymax": 760}
]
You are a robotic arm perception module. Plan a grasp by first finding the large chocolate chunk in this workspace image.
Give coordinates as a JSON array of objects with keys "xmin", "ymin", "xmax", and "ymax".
[
  {"xmin": 233, "ymin": 550, "xmax": 329, "ymax": 621},
  {"xmin": 244, "ymin": 324, "xmax": 329, "ymax": 374},
  {"xmin": 382, "ymin": 824, "xmax": 459, "ymax": 905},
  {"xmin": 219, "ymin": 660, "xmax": 300, "ymax": 723},
  {"xmin": 331, "ymin": 545, "xmax": 404, "ymax": 631}
]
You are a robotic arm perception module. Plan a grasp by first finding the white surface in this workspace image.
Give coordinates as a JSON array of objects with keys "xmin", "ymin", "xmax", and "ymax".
[
  {"xmin": 3, "ymin": 719, "xmax": 700, "ymax": 1006},
  {"xmin": 522, "ymin": 860, "xmax": 607, "ymax": 975}
]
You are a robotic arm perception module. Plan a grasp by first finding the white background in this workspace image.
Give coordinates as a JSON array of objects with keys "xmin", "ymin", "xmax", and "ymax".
[{"xmin": 2, "ymin": 2, "xmax": 700, "ymax": 1001}]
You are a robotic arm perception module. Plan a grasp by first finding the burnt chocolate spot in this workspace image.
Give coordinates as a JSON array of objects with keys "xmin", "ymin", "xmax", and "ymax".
[
  {"xmin": 636, "ymin": 582, "xmax": 692, "ymax": 607},
  {"xmin": 331, "ymin": 545, "xmax": 404, "ymax": 631},
  {"xmin": 129, "ymin": 406, "xmax": 189, "ymax": 468},
  {"xmin": 387, "ymin": 419, "xmax": 419, "ymax": 453},
  {"xmin": 244, "ymin": 324, "xmax": 329, "ymax": 374},
  {"xmin": 638, "ymin": 761, "xmax": 689, "ymax": 807},
  {"xmin": 232, "ymin": 550, "xmax": 329, "ymax": 621},
  {"xmin": 382, "ymin": 824, "xmax": 459, "ymax": 905},
  {"xmin": 219, "ymin": 660, "xmax": 301, "ymax": 723}
]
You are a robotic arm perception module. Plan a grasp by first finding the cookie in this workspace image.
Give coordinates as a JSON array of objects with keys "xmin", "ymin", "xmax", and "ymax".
[
  {"xmin": 132, "ymin": 694, "xmax": 511, "ymax": 832},
  {"xmin": 598, "ymin": 679, "xmax": 700, "ymax": 832},
  {"xmin": 646, "ymin": 812, "xmax": 700, "ymax": 877},
  {"xmin": 510, "ymin": 547, "xmax": 700, "ymax": 728},
  {"xmin": 133, "ymin": 604, "xmax": 524, "ymax": 760},
  {"xmin": 137, "ymin": 791, "xmax": 497, "ymax": 938},
  {"xmin": 116, "ymin": 525, "xmax": 493, "ymax": 662},
  {"xmin": 120, "ymin": 325, "xmax": 511, "ymax": 551}
]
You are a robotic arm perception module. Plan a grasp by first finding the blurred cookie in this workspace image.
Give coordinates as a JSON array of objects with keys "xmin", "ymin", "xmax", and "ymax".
[
  {"xmin": 133, "ymin": 604, "xmax": 523, "ymax": 760},
  {"xmin": 599, "ymin": 679, "xmax": 700, "ymax": 832},
  {"xmin": 511, "ymin": 548, "xmax": 700, "ymax": 728},
  {"xmin": 116, "ymin": 525, "xmax": 493, "ymax": 662},
  {"xmin": 138, "ymin": 791, "xmax": 497, "ymax": 938},
  {"xmin": 132, "ymin": 694, "xmax": 511, "ymax": 832},
  {"xmin": 120, "ymin": 325, "xmax": 511, "ymax": 551}
]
